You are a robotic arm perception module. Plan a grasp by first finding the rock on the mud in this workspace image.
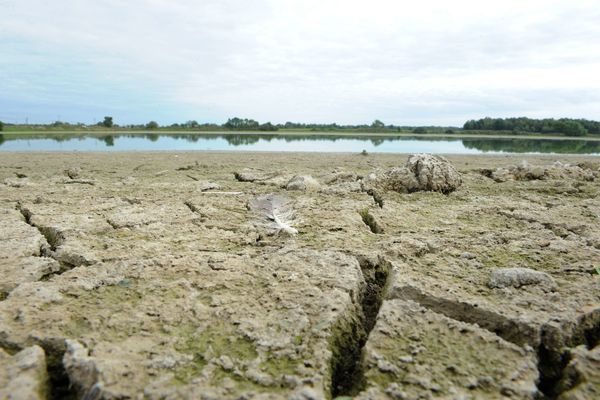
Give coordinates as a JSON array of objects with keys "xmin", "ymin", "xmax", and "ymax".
[
  {"xmin": 285, "ymin": 175, "xmax": 320, "ymax": 191},
  {"xmin": 198, "ymin": 181, "xmax": 221, "ymax": 191},
  {"xmin": 488, "ymin": 268, "xmax": 556, "ymax": 289},
  {"xmin": 3, "ymin": 178, "xmax": 33, "ymax": 188},
  {"xmin": 546, "ymin": 161, "xmax": 596, "ymax": 181},
  {"xmin": 491, "ymin": 161, "xmax": 596, "ymax": 183},
  {"xmin": 365, "ymin": 154, "xmax": 462, "ymax": 194},
  {"xmin": 234, "ymin": 169, "xmax": 271, "ymax": 182},
  {"xmin": 405, "ymin": 154, "xmax": 462, "ymax": 193},
  {"xmin": 491, "ymin": 168, "xmax": 515, "ymax": 182},
  {"xmin": 0, "ymin": 345, "xmax": 48, "ymax": 399},
  {"xmin": 64, "ymin": 167, "xmax": 82, "ymax": 179}
]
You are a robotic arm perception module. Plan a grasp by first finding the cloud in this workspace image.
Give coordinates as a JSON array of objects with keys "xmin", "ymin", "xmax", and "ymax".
[{"xmin": 1, "ymin": 0, "xmax": 599, "ymax": 125}]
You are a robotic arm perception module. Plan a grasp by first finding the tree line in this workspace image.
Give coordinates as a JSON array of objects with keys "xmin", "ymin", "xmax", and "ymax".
[
  {"xmin": 91, "ymin": 117, "xmax": 409, "ymax": 132},
  {"xmin": 463, "ymin": 117, "xmax": 600, "ymax": 136},
  {"xmin": 3, "ymin": 116, "xmax": 599, "ymax": 137}
]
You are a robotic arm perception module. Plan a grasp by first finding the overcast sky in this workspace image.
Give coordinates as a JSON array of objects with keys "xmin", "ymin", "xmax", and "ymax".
[{"xmin": 1, "ymin": 0, "xmax": 599, "ymax": 126}]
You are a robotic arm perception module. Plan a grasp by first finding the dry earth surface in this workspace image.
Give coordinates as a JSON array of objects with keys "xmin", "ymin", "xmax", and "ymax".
[{"xmin": 1, "ymin": 152, "xmax": 599, "ymax": 400}]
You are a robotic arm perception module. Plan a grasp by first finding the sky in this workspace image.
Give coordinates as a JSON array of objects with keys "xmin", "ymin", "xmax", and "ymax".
[{"xmin": 1, "ymin": 0, "xmax": 599, "ymax": 126}]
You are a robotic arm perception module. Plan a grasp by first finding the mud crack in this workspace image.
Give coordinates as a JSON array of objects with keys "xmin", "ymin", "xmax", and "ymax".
[
  {"xmin": 330, "ymin": 256, "xmax": 391, "ymax": 398},
  {"xmin": 16, "ymin": 202, "xmax": 74, "ymax": 276},
  {"xmin": 40, "ymin": 338, "xmax": 77, "ymax": 400},
  {"xmin": 184, "ymin": 201, "xmax": 201, "ymax": 214},
  {"xmin": 537, "ymin": 309, "xmax": 600, "ymax": 398},
  {"xmin": 359, "ymin": 208, "xmax": 383, "ymax": 234},
  {"xmin": 0, "ymin": 338, "xmax": 76, "ymax": 400},
  {"xmin": 17, "ymin": 203, "xmax": 65, "ymax": 252},
  {"xmin": 387, "ymin": 285, "xmax": 539, "ymax": 347},
  {"xmin": 366, "ymin": 189, "xmax": 384, "ymax": 208},
  {"xmin": 388, "ymin": 284, "xmax": 600, "ymax": 399}
]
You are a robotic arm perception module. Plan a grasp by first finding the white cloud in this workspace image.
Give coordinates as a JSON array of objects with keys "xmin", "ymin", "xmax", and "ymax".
[{"xmin": 1, "ymin": 0, "xmax": 599, "ymax": 124}]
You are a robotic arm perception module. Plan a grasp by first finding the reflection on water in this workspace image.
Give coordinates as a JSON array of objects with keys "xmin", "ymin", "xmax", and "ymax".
[
  {"xmin": 461, "ymin": 138, "xmax": 600, "ymax": 154},
  {"xmin": 0, "ymin": 133, "xmax": 599, "ymax": 154}
]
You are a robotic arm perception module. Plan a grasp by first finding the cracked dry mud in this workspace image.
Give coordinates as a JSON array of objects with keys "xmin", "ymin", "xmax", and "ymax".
[{"xmin": 1, "ymin": 152, "xmax": 599, "ymax": 400}]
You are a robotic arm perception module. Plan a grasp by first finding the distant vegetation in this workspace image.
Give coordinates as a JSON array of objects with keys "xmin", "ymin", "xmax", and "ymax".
[
  {"xmin": 463, "ymin": 117, "xmax": 600, "ymax": 137},
  {"xmin": 224, "ymin": 118, "xmax": 277, "ymax": 131},
  {"xmin": 145, "ymin": 121, "xmax": 159, "ymax": 130},
  {"xmin": 2, "ymin": 116, "xmax": 599, "ymax": 137},
  {"xmin": 102, "ymin": 116, "xmax": 113, "ymax": 128},
  {"xmin": 0, "ymin": 120, "xmax": 4, "ymax": 131}
]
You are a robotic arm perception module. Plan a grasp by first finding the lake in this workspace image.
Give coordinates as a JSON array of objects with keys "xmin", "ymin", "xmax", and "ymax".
[{"xmin": 1, "ymin": 133, "xmax": 599, "ymax": 154}]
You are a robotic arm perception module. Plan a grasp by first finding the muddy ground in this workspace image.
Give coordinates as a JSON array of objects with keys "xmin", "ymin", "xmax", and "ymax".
[{"xmin": 1, "ymin": 152, "xmax": 599, "ymax": 400}]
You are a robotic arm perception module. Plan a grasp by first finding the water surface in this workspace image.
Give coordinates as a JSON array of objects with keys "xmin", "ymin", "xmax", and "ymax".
[{"xmin": 1, "ymin": 133, "xmax": 599, "ymax": 154}]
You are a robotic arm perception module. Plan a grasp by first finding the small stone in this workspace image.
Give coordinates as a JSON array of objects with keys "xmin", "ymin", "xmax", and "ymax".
[
  {"xmin": 234, "ymin": 169, "xmax": 272, "ymax": 182},
  {"xmin": 198, "ymin": 181, "xmax": 221, "ymax": 191},
  {"xmin": 488, "ymin": 268, "xmax": 556, "ymax": 289},
  {"xmin": 65, "ymin": 167, "xmax": 81, "ymax": 179},
  {"xmin": 377, "ymin": 358, "xmax": 398, "ymax": 373},
  {"xmin": 285, "ymin": 175, "xmax": 320, "ymax": 191},
  {"xmin": 218, "ymin": 355, "xmax": 234, "ymax": 371}
]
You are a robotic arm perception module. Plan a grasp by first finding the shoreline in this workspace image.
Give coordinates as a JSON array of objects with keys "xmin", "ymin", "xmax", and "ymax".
[{"xmin": 1, "ymin": 150, "xmax": 599, "ymax": 157}]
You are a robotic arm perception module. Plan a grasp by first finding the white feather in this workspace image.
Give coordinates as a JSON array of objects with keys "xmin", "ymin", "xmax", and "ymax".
[{"xmin": 249, "ymin": 194, "xmax": 298, "ymax": 236}]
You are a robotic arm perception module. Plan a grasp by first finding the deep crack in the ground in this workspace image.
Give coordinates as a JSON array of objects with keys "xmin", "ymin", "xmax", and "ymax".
[
  {"xmin": 15, "ymin": 202, "xmax": 75, "ymax": 277},
  {"xmin": 538, "ymin": 309, "xmax": 600, "ymax": 398},
  {"xmin": 365, "ymin": 189, "xmax": 384, "ymax": 208},
  {"xmin": 0, "ymin": 338, "xmax": 76, "ymax": 400},
  {"xmin": 17, "ymin": 203, "xmax": 64, "ymax": 252},
  {"xmin": 39, "ymin": 339, "xmax": 77, "ymax": 400},
  {"xmin": 330, "ymin": 256, "xmax": 391, "ymax": 398},
  {"xmin": 358, "ymin": 208, "xmax": 384, "ymax": 234}
]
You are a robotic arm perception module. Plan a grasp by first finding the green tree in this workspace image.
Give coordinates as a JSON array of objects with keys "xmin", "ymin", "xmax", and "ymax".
[
  {"xmin": 258, "ymin": 122, "xmax": 277, "ymax": 131},
  {"xmin": 224, "ymin": 117, "xmax": 260, "ymax": 130},
  {"xmin": 146, "ymin": 121, "xmax": 159, "ymax": 130},
  {"xmin": 0, "ymin": 121, "xmax": 4, "ymax": 131},
  {"xmin": 371, "ymin": 119, "xmax": 385, "ymax": 128},
  {"xmin": 555, "ymin": 120, "xmax": 588, "ymax": 137},
  {"xmin": 102, "ymin": 116, "xmax": 114, "ymax": 128},
  {"xmin": 413, "ymin": 127, "xmax": 427, "ymax": 134}
]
